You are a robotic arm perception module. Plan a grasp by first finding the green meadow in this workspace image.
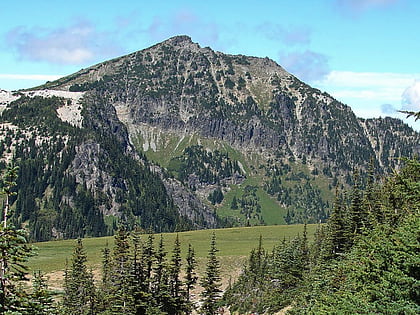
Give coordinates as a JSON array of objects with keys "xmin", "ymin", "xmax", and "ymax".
[{"xmin": 28, "ymin": 224, "xmax": 317, "ymax": 282}]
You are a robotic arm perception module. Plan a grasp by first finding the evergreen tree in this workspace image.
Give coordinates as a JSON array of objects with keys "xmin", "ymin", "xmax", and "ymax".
[
  {"xmin": 97, "ymin": 244, "xmax": 112, "ymax": 312},
  {"xmin": 153, "ymin": 235, "xmax": 171, "ymax": 312},
  {"xmin": 184, "ymin": 243, "xmax": 197, "ymax": 315},
  {"xmin": 321, "ymin": 189, "xmax": 350, "ymax": 260},
  {"xmin": 168, "ymin": 234, "xmax": 185, "ymax": 314},
  {"xmin": 29, "ymin": 271, "xmax": 57, "ymax": 314},
  {"xmin": 0, "ymin": 165, "xmax": 34, "ymax": 313},
  {"xmin": 230, "ymin": 196, "xmax": 238, "ymax": 209},
  {"xmin": 143, "ymin": 233, "xmax": 155, "ymax": 289},
  {"xmin": 109, "ymin": 227, "xmax": 134, "ymax": 314},
  {"xmin": 349, "ymin": 169, "xmax": 366, "ymax": 237},
  {"xmin": 364, "ymin": 157, "xmax": 382, "ymax": 228},
  {"xmin": 62, "ymin": 238, "xmax": 96, "ymax": 315},
  {"xmin": 200, "ymin": 232, "xmax": 221, "ymax": 315},
  {"xmin": 130, "ymin": 228, "xmax": 149, "ymax": 314}
]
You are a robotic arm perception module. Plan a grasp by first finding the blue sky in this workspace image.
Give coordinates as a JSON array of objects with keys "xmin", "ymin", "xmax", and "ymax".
[{"xmin": 1, "ymin": 0, "xmax": 419, "ymax": 129}]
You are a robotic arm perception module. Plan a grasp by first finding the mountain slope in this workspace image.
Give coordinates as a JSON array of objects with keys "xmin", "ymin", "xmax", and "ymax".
[{"xmin": 1, "ymin": 36, "xmax": 418, "ymax": 240}]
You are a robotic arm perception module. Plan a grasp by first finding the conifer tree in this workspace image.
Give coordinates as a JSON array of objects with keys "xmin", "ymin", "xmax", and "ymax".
[
  {"xmin": 153, "ymin": 234, "xmax": 171, "ymax": 312},
  {"xmin": 109, "ymin": 226, "xmax": 134, "ymax": 313},
  {"xmin": 62, "ymin": 238, "xmax": 96, "ymax": 315},
  {"xmin": 29, "ymin": 271, "xmax": 57, "ymax": 314},
  {"xmin": 322, "ymin": 189, "xmax": 350, "ymax": 260},
  {"xmin": 97, "ymin": 244, "xmax": 112, "ymax": 312},
  {"xmin": 184, "ymin": 243, "xmax": 197, "ymax": 314},
  {"xmin": 130, "ymin": 227, "xmax": 149, "ymax": 314},
  {"xmin": 143, "ymin": 233, "xmax": 155, "ymax": 290},
  {"xmin": 349, "ymin": 169, "xmax": 366, "ymax": 237},
  {"xmin": 247, "ymin": 235, "xmax": 267, "ymax": 285},
  {"xmin": 168, "ymin": 234, "xmax": 185, "ymax": 314},
  {"xmin": 363, "ymin": 158, "xmax": 383, "ymax": 228},
  {"xmin": 0, "ymin": 165, "xmax": 34, "ymax": 313},
  {"xmin": 200, "ymin": 232, "xmax": 221, "ymax": 315}
]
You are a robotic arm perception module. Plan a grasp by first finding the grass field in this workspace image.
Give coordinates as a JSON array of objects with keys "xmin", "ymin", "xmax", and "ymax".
[{"xmin": 28, "ymin": 224, "xmax": 318, "ymax": 288}]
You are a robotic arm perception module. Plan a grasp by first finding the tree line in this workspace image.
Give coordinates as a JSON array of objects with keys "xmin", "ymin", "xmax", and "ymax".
[
  {"xmin": 223, "ymin": 157, "xmax": 420, "ymax": 314},
  {"xmin": 0, "ymin": 165, "xmax": 223, "ymax": 314},
  {"xmin": 1, "ymin": 154, "xmax": 419, "ymax": 313}
]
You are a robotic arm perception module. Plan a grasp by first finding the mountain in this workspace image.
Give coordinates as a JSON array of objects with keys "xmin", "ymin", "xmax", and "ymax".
[{"xmin": 0, "ymin": 36, "xmax": 418, "ymax": 240}]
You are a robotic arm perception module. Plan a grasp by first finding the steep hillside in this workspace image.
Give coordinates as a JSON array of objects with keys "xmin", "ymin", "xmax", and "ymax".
[{"xmin": 1, "ymin": 36, "xmax": 418, "ymax": 240}]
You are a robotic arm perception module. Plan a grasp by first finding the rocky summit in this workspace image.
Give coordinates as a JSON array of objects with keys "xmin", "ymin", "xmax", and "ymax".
[{"xmin": 0, "ymin": 35, "xmax": 418, "ymax": 241}]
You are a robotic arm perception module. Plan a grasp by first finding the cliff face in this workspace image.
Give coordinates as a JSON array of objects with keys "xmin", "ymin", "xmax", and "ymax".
[
  {"xmin": 1, "ymin": 36, "xmax": 418, "ymax": 240},
  {"xmin": 46, "ymin": 35, "xmax": 418, "ymax": 172}
]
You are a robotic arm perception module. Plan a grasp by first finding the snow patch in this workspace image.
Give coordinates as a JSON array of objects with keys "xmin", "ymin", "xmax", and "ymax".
[{"xmin": 0, "ymin": 89, "xmax": 85, "ymax": 127}]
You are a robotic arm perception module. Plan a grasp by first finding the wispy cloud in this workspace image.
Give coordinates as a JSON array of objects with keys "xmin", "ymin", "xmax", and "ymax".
[
  {"xmin": 279, "ymin": 50, "xmax": 330, "ymax": 82},
  {"xmin": 6, "ymin": 20, "xmax": 123, "ymax": 65},
  {"xmin": 257, "ymin": 23, "xmax": 311, "ymax": 45},
  {"xmin": 381, "ymin": 103, "xmax": 397, "ymax": 114},
  {"xmin": 317, "ymin": 71, "xmax": 420, "ymax": 102},
  {"xmin": 314, "ymin": 70, "xmax": 420, "ymax": 130},
  {"xmin": 334, "ymin": 0, "xmax": 400, "ymax": 16}
]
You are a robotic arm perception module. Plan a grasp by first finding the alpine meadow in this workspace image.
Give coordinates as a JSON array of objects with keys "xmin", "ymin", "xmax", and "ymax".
[{"xmin": 0, "ymin": 36, "xmax": 419, "ymax": 314}]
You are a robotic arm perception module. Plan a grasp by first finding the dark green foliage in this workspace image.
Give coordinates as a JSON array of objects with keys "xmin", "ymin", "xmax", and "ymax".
[
  {"xmin": 0, "ymin": 165, "xmax": 35, "ymax": 313},
  {"xmin": 230, "ymin": 196, "xmax": 238, "ymax": 209},
  {"xmin": 223, "ymin": 231, "xmax": 308, "ymax": 313},
  {"xmin": 184, "ymin": 244, "xmax": 198, "ymax": 314},
  {"xmin": 320, "ymin": 189, "xmax": 351, "ymax": 260},
  {"xmin": 58, "ymin": 229, "xmax": 201, "ymax": 314},
  {"xmin": 168, "ymin": 145, "xmax": 243, "ymax": 186},
  {"xmin": 225, "ymin": 158, "xmax": 420, "ymax": 314},
  {"xmin": 29, "ymin": 271, "xmax": 57, "ymax": 314},
  {"xmin": 168, "ymin": 234, "xmax": 184, "ymax": 313},
  {"xmin": 263, "ymin": 161, "xmax": 330, "ymax": 224},
  {"xmin": 207, "ymin": 188, "xmax": 224, "ymax": 205},
  {"xmin": 224, "ymin": 78, "xmax": 235, "ymax": 89},
  {"xmin": 62, "ymin": 239, "xmax": 96, "ymax": 314},
  {"xmin": 200, "ymin": 232, "xmax": 222, "ymax": 315},
  {"xmin": 1, "ymin": 96, "xmax": 75, "ymax": 134},
  {"xmin": 236, "ymin": 185, "xmax": 263, "ymax": 225}
]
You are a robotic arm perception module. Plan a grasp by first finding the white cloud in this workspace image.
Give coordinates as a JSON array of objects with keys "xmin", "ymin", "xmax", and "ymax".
[
  {"xmin": 6, "ymin": 20, "xmax": 123, "ymax": 65},
  {"xmin": 313, "ymin": 71, "xmax": 420, "ymax": 130},
  {"xmin": 316, "ymin": 71, "xmax": 420, "ymax": 102},
  {"xmin": 402, "ymin": 81, "xmax": 420, "ymax": 111}
]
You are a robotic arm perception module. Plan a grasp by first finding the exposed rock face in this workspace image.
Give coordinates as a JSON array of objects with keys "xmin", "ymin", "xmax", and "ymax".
[
  {"xmin": 2, "ymin": 35, "xmax": 417, "ymax": 240},
  {"xmin": 162, "ymin": 176, "xmax": 217, "ymax": 228},
  {"xmin": 42, "ymin": 35, "xmax": 418, "ymax": 175}
]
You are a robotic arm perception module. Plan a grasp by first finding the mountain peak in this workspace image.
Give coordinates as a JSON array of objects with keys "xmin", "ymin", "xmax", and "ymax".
[{"xmin": 164, "ymin": 35, "xmax": 193, "ymax": 45}]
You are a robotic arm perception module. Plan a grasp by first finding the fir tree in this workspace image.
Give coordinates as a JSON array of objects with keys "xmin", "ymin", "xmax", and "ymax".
[
  {"xmin": 322, "ymin": 189, "xmax": 350, "ymax": 260},
  {"xmin": 168, "ymin": 234, "xmax": 185, "ymax": 314},
  {"xmin": 29, "ymin": 271, "xmax": 57, "ymax": 314},
  {"xmin": 109, "ymin": 227, "xmax": 134, "ymax": 313},
  {"xmin": 153, "ymin": 235, "xmax": 171, "ymax": 312},
  {"xmin": 200, "ymin": 232, "xmax": 221, "ymax": 315},
  {"xmin": 97, "ymin": 244, "xmax": 112, "ymax": 312},
  {"xmin": 62, "ymin": 238, "xmax": 96, "ymax": 315},
  {"xmin": 130, "ymin": 227, "xmax": 149, "ymax": 314},
  {"xmin": 349, "ymin": 169, "xmax": 366, "ymax": 237},
  {"xmin": 184, "ymin": 243, "xmax": 197, "ymax": 314},
  {"xmin": 0, "ymin": 165, "xmax": 34, "ymax": 313},
  {"xmin": 230, "ymin": 196, "xmax": 238, "ymax": 210}
]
